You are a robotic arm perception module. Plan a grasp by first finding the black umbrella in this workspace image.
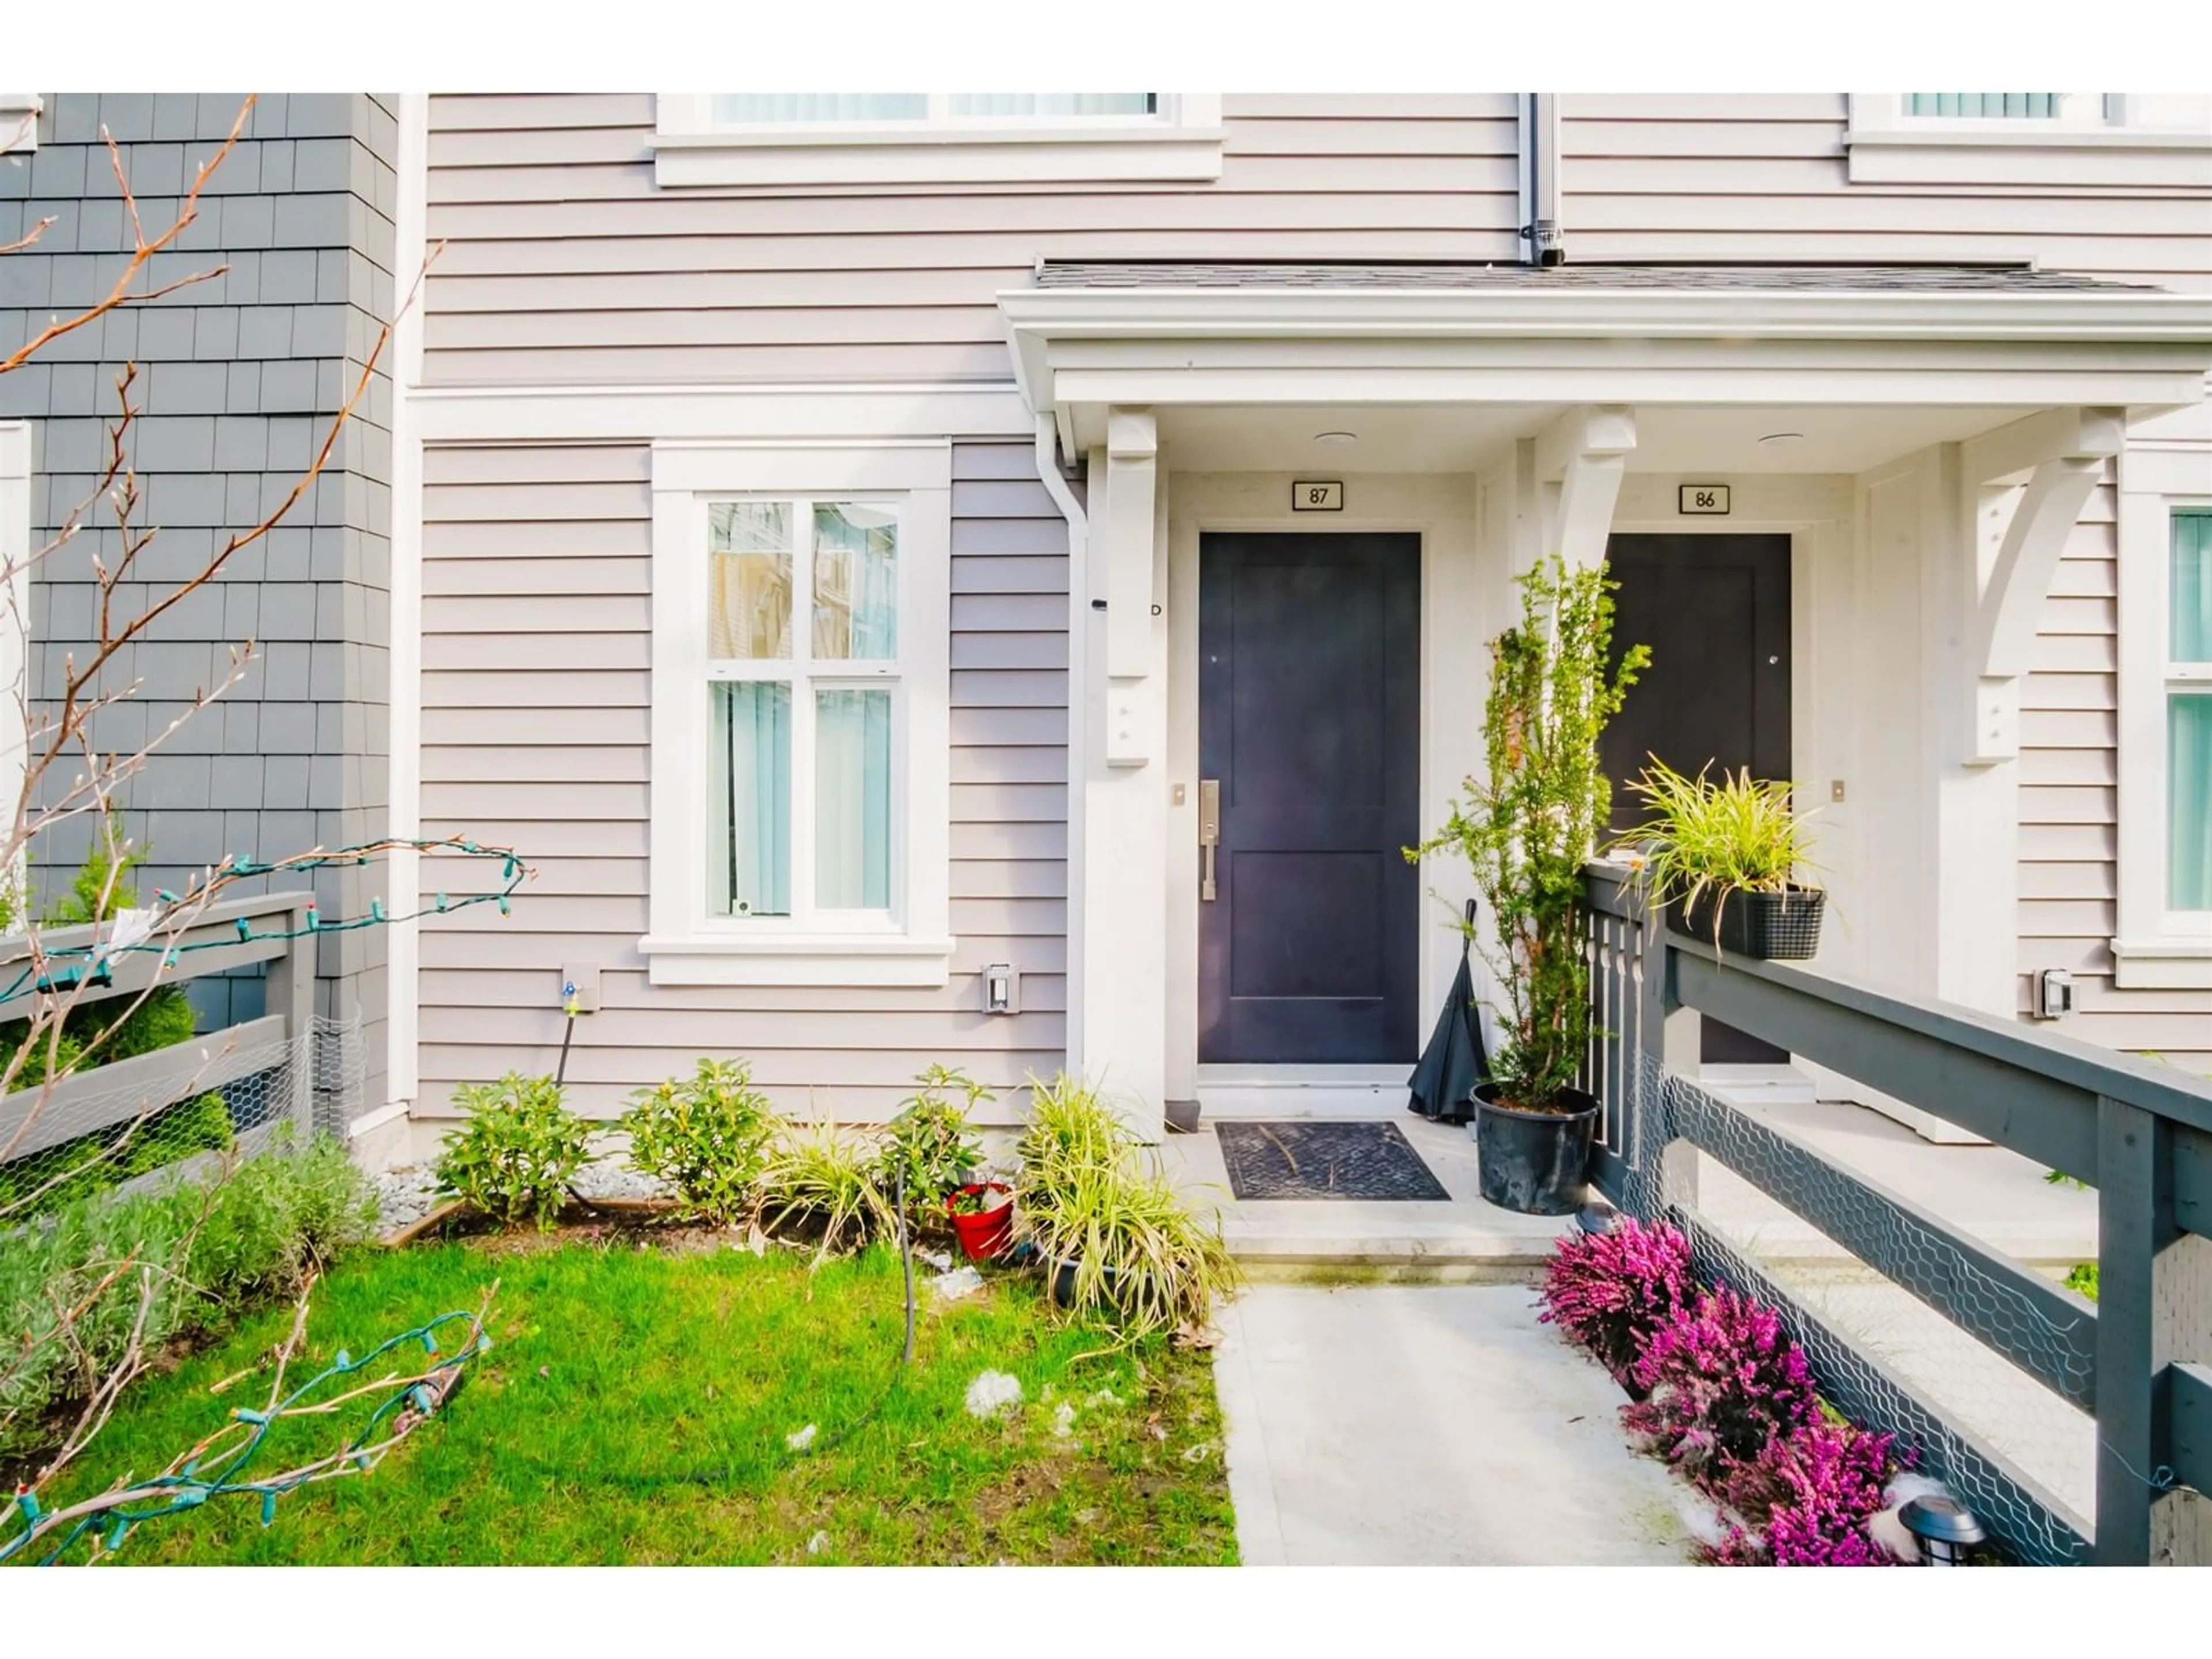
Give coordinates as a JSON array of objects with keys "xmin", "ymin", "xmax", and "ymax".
[{"xmin": 1407, "ymin": 900, "xmax": 1491, "ymax": 1126}]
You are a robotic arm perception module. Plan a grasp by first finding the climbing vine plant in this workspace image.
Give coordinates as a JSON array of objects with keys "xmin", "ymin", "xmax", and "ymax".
[{"xmin": 1410, "ymin": 555, "xmax": 1649, "ymax": 1111}]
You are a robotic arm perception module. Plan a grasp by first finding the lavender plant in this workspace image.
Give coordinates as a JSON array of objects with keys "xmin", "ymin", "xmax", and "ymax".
[{"xmin": 1539, "ymin": 1217, "xmax": 1695, "ymax": 1380}]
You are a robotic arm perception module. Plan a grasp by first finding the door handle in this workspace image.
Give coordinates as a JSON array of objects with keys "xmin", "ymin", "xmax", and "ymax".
[{"xmin": 1198, "ymin": 779, "xmax": 1221, "ymax": 902}]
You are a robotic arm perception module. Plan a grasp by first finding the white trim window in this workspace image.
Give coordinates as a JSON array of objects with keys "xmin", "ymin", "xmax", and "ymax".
[
  {"xmin": 1845, "ymin": 93, "xmax": 2212, "ymax": 185},
  {"xmin": 652, "ymin": 93, "xmax": 1224, "ymax": 191},
  {"xmin": 644, "ymin": 440, "xmax": 953, "ymax": 987},
  {"xmin": 2115, "ymin": 446, "xmax": 2212, "ymax": 990}
]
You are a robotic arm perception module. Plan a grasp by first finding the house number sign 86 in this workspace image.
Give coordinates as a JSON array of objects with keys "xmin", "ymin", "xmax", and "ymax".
[{"xmin": 1679, "ymin": 484, "xmax": 1730, "ymax": 514}]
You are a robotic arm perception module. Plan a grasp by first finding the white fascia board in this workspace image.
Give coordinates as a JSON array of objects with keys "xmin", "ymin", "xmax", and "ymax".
[
  {"xmin": 412, "ymin": 381, "xmax": 1032, "ymax": 445},
  {"xmin": 1046, "ymin": 360, "xmax": 2212, "ymax": 418}
]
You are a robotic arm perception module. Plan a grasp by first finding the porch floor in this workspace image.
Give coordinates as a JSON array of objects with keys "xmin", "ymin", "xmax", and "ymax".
[
  {"xmin": 1212, "ymin": 1283, "xmax": 1706, "ymax": 1565},
  {"xmin": 1160, "ymin": 1085, "xmax": 2099, "ymax": 1276},
  {"xmin": 1165, "ymin": 1084, "xmax": 2101, "ymax": 1531}
]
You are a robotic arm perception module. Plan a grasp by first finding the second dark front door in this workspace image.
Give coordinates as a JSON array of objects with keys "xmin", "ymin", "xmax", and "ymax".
[
  {"xmin": 1198, "ymin": 533, "xmax": 1421, "ymax": 1063},
  {"xmin": 1601, "ymin": 532, "xmax": 1793, "ymax": 1065}
]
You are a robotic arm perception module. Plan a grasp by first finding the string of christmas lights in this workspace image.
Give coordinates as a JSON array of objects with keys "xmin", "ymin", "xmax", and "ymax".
[{"xmin": 0, "ymin": 837, "xmax": 531, "ymax": 1005}]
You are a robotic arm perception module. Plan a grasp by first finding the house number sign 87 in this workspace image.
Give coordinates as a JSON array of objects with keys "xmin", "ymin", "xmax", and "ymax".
[{"xmin": 1291, "ymin": 480, "xmax": 1344, "ymax": 511}]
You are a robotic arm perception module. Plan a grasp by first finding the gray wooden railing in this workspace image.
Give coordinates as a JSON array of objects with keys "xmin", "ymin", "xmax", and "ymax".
[
  {"xmin": 1578, "ymin": 861, "xmax": 2212, "ymax": 1566},
  {"xmin": 0, "ymin": 891, "xmax": 320, "ymax": 1169}
]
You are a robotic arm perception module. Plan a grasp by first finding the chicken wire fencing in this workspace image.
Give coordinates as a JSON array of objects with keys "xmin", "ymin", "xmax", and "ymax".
[
  {"xmin": 1607, "ymin": 1049, "xmax": 2094, "ymax": 1566},
  {"xmin": 0, "ymin": 1014, "xmax": 365, "ymax": 1222}
]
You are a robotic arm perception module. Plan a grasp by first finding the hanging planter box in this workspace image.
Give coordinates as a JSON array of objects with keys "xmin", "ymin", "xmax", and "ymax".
[{"xmin": 1668, "ymin": 886, "xmax": 1827, "ymax": 960}]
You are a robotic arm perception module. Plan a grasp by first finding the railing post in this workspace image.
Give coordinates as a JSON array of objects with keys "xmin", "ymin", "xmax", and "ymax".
[
  {"xmin": 2095, "ymin": 1094, "xmax": 2212, "ymax": 1564},
  {"xmin": 283, "ymin": 896, "xmax": 317, "ymax": 1141},
  {"xmin": 1631, "ymin": 879, "xmax": 1702, "ymax": 1211}
]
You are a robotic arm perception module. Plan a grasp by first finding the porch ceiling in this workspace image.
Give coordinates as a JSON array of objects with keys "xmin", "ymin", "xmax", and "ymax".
[{"xmin": 1154, "ymin": 401, "xmax": 2036, "ymax": 476}]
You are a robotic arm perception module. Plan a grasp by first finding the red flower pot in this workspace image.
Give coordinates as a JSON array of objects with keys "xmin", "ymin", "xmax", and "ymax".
[{"xmin": 946, "ymin": 1183, "xmax": 1013, "ymax": 1263}]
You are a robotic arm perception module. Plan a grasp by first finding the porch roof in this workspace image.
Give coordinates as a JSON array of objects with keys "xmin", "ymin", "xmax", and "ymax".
[{"xmin": 999, "ymin": 260, "xmax": 2212, "ymax": 453}]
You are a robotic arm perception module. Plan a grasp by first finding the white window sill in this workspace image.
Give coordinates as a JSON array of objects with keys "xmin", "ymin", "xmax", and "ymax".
[
  {"xmin": 2111, "ymin": 938, "xmax": 2212, "ymax": 991},
  {"xmin": 1846, "ymin": 124, "xmax": 2212, "ymax": 186},
  {"xmin": 639, "ymin": 934, "xmax": 956, "ymax": 988},
  {"xmin": 651, "ymin": 124, "xmax": 1225, "ymax": 191}
]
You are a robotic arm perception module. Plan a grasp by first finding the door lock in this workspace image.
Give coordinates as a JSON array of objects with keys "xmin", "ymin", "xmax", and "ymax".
[{"xmin": 1198, "ymin": 779, "xmax": 1221, "ymax": 902}]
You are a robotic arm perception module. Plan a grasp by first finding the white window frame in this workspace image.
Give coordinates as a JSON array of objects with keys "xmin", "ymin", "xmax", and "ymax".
[
  {"xmin": 2113, "ymin": 440, "xmax": 2212, "ymax": 989},
  {"xmin": 1845, "ymin": 93, "xmax": 2212, "ymax": 185},
  {"xmin": 651, "ymin": 93, "xmax": 1224, "ymax": 191},
  {"xmin": 643, "ymin": 439, "xmax": 953, "ymax": 987}
]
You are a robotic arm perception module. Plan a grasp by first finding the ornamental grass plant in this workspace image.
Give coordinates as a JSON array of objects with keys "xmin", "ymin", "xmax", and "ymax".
[
  {"xmin": 1013, "ymin": 1076, "xmax": 1237, "ymax": 1344},
  {"xmin": 1618, "ymin": 758, "xmax": 1821, "ymax": 946}
]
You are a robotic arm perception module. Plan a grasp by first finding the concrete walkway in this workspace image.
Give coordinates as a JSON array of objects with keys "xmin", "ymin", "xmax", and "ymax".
[{"xmin": 1212, "ymin": 1283, "xmax": 1706, "ymax": 1565}]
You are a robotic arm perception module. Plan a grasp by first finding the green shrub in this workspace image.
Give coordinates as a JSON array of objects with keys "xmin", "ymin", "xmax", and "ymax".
[
  {"xmin": 0, "ymin": 1132, "xmax": 376, "ymax": 1461},
  {"xmin": 179, "ymin": 1127, "xmax": 378, "ymax": 1328},
  {"xmin": 873, "ymin": 1064, "xmax": 988, "ymax": 1216},
  {"xmin": 619, "ymin": 1058, "xmax": 781, "ymax": 1227},
  {"xmin": 435, "ymin": 1073, "xmax": 593, "ymax": 1230},
  {"xmin": 1013, "ymin": 1075, "xmax": 1238, "ymax": 1344},
  {"xmin": 759, "ymin": 1120, "xmax": 892, "ymax": 1262},
  {"xmin": 0, "ymin": 1184, "xmax": 194, "ymax": 1456},
  {"xmin": 1407, "ymin": 555, "xmax": 1647, "ymax": 1111}
]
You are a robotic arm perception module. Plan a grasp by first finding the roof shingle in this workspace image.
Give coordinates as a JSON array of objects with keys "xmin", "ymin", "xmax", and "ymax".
[{"xmin": 1033, "ymin": 261, "xmax": 2156, "ymax": 294}]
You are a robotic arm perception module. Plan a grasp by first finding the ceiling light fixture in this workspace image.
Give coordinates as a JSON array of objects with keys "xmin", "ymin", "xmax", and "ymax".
[
  {"xmin": 1313, "ymin": 430, "xmax": 1358, "ymax": 446},
  {"xmin": 1758, "ymin": 431, "xmax": 1806, "ymax": 448}
]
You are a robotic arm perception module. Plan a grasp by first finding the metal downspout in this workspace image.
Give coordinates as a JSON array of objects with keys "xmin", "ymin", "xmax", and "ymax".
[{"xmin": 1033, "ymin": 414, "xmax": 1089, "ymax": 1077}]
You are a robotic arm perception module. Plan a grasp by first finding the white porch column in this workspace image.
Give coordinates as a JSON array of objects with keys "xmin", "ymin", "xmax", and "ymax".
[
  {"xmin": 1074, "ymin": 410, "xmax": 1168, "ymax": 1135},
  {"xmin": 1928, "ymin": 408, "xmax": 2124, "ymax": 1016}
]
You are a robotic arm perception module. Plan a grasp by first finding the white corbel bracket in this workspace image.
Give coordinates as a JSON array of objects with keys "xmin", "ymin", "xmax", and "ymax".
[
  {"xmin": 1960, "ymin": 407, "xmax": 2124, "ymax": 766},
  {"xmin": 1534, "ymin": 405, "xmax": 1637, "ymax": 570}
]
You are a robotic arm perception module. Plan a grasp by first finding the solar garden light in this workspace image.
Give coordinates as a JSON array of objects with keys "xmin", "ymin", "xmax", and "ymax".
[
  {"xmin": 1899, "ymin": 1493, "xmax": 1987, "ymax": 1565},
  {"xmin": 1577, "ymin": 1195, "xmax": 1623, "ymax": 1236}
]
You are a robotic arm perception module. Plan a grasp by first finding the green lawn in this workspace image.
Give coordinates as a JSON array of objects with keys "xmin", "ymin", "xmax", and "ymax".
[{"xmin": 25, "ymin": 1233, "xmax": 1238, "ymax": 1566}]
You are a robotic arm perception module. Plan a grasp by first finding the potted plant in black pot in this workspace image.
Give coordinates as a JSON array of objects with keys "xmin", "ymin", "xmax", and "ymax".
[
  {"xmin": 1619, "ymin": 759, "xmax": 1825, "ymax": 960},
  {"xmin": 1408, "ymin": 554, "xmax": 1649, "ymax": 1215}
]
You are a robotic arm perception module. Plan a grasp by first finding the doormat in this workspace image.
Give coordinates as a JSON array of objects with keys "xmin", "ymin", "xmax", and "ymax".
[{"xmin": 1214, "ymin": 1120, "xmax": 1450, "ymax": 1202}]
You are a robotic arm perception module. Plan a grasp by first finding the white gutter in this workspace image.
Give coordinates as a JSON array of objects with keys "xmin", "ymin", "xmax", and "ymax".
[
  {"xmin": 998, "ymin": 285, "xmax": 2212, "ymax": 344},
  {"xmin": 1033, "ymin": 415, "xmax": 1089, "ymax": 1079}
]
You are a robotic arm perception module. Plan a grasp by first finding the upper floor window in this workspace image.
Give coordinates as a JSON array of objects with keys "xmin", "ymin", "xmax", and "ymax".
[
  {"xmin": 706, "ymin": 94, "xmax": 1158, "ymax": 126},
  {"xmin": 653, "ymin": 93, "xmax": 1223, "ymax": 191},
  {"xmin": 1847, "ymin": 92, "xmax": 2212, "ymax": 185},
  {"xmin": 1904, "ymin": 94, "xmax": 2063, "ymax": 119}
]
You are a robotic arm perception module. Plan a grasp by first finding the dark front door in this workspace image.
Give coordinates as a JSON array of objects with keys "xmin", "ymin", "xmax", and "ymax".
[
  {"xmin": 1198, "ymin": 533, "xmax": 1421, "ymax": 1063},
  {"xmin": 1601, "ymin": 533, "xmax": 1793, "ymax": 1066}
]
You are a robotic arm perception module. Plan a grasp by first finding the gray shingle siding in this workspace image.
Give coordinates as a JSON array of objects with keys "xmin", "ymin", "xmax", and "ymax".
[{"xmin": 0, "ymin": 93, "xmax": 397, "ymax": 1110}]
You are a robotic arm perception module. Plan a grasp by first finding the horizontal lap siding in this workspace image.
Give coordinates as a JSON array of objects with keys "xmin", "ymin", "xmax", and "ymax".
[
  {"xmin": 414, "ymin": 440, "xmax": 1068, "ymax": 1118},
  {"xmin": 1560, "ymin": 95, "xmax": 2212, "ymax": 291},
  {"xmin": 421, "ymin": 94, "xmax": 1521, "ymax": 384},
  {"xmin": 2016, "ymin": 477, "xmax": 2212, "ymax": 1070}
]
